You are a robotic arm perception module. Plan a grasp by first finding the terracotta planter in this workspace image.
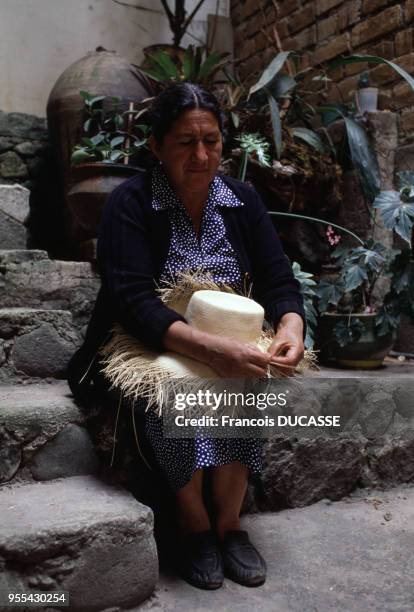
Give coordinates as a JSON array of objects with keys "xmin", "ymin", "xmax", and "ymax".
[
  {"xmin": 66, "ymin": 162, "xmax": 144, "ymax": 258},
  {"xmin": 315, "ymin": 313, "xmax": 395, "ymax": 369}
]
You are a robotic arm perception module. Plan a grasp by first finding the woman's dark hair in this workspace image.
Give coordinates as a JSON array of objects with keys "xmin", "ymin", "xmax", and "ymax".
[{"xmin": 149, "ymin": 83, "xmax": 223, "ymax": 143}]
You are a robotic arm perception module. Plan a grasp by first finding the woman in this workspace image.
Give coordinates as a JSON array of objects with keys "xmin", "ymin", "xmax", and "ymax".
[{"xmin": 69, "ymin": 83, "xmax": 305, "ymax": 591}]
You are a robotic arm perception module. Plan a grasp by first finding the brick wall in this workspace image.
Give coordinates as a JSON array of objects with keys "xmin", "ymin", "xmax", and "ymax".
[{"xmin": 231, "ymin": 0, "xmax": 414, "ymax": 142}]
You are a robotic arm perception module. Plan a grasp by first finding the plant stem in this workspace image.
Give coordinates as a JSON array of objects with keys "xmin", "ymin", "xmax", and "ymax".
[
  {"xmin": 238, "ymin": 151, "xmax": 249, "ymax": 182},
  {"xmin": 267, "ymin": 211, "xmax": 365, "ymax": 245}
]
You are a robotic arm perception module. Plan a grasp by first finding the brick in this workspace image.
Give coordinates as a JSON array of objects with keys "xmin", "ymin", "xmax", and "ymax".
[
  {"xmin": 344, "ymin": 62, "xmax": 369, "ymax": 76},
  {"xmin": 242, "ymin": 0, "xmax": 261, "ymax": 19},
  {"xmin": 288, "ymin": 5, "xmax": 315, "ymax": 34},
  {"xmin": 392, "ymin": 81, "xmax": 414, "ymax": 109},
  {"xmin": 395, "ymin": 29, "xmax": 414, "ymax": 56},
  {"xmin": 317, "ymin": 14, "xmax": 338, "ymax": 41},
  {"xmin": 338, "ymin": 74, "xmax": 360, "ymax": 99},
  {"xmin": 284, "ymin": 25, "xmax": 317, "ymax": 51},
  {"xmin": 337, "ymin": 3, "xmax": 361, "ymax": 30},
  {"xmin": 313, "ymin": 32, "xmax": 350, "ymax": 64},
  {"xmin": 362, "ymin": 0, "xmax": 391, "ymax": 14},
  {"xmin": 234, "ymin": 24, "xmax": 247, "ymax": 49},
  {"xmin": 377, "ymin": 89, "xmax": 393, "ymax": 110},
  {"xmin": 363, "ymin": 39, "xmax": 395, "ymax": 59},
  {"xmin": 400, "ymin": 110, "xmax": 414, "ymax": 132},
  {"xmin": 246, "ymin": 14, "xmax": 262, "ymax": 37},
  {"xmin": 406, "ymin": 0, "xmax": 414, "ymax": 24},
  {"xmin": 316, "ymin": 0, "xmax": 343, "ymax": 16},
  {"xmin": 277, "ymin": 0, "xmax": 300, "ymax": 19},
  {"xmin": 352, "ymin": 6, "xmax": 402, "ymax": 47},
  {"xmin": 240, "ymin": 37, "xmax": 256, "ymax": 60},
  {"xmin": 367, "ymin": 50, "xmax": 414, "ymax": 88},
  {"xmin": 231, "ymin": 4, "xmax": 242, "ymax": 26}
]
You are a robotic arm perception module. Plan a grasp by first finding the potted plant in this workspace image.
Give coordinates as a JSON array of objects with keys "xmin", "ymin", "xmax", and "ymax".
[
  {"xmin": 355, "ymin": 72, "xmax": 379, "ymax": 115},
  {"xmin": 314, "ymin": 172, "xmax": 414, "ymax": 368},
  {"xmin": 67, "ymin": 91, "xmax": 149, "ymax": 259}
]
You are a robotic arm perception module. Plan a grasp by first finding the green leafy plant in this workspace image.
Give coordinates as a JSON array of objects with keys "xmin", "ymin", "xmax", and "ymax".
[
  {"xmin": 71, "ymin": 91, "xmax": 149, "ymax": 165},
  {"xmin": 140, "ymin": 46, "xmax": 229, "ymax": 88},
  {"xmin": 373, "ymin": 172, "xmax": 414, "ymax": 244},
  {"xmin": 242, "ymin": 52, "xmax": 414, "ymax": 202},
  {"xmin": 236, "ymin": 133, "xmax": 271, "ymax": 181},
  {"xmin": 291, "ymin": 261, "xmax": 318, "ymax": 349}
]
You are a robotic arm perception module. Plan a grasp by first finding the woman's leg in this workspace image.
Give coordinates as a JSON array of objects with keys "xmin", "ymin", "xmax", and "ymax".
[
  {"xmin": 175, "ymin": 467, "xmax": 211, "ymax": 534},
  {"xmin": 210, "ymin": 461, "xmax": 249, "ymax": 540}
]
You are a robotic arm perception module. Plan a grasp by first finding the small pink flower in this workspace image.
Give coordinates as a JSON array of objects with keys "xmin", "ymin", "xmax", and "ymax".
[{"xmin": 326, "ymin": 225, "xmax": 341, "ymax": 246}]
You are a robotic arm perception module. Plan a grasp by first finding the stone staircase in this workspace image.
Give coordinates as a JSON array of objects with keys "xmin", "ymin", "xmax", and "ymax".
[
  {"xmin": 1, "ymin": 185, "xmax": 414, "ymax": 611},
  {"xmin": 0, "ymin": 186, "xmax": 159, "ymax": 611}
]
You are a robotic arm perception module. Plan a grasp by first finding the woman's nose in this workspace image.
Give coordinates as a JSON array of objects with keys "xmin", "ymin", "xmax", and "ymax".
[{"xmin": 192, "ymin": 140, "xmax": 208, "ymax": 162}]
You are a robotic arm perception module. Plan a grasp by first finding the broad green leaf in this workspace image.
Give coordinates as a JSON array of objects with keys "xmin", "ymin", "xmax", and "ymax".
[
  {"xmin": 109, "ymin": 150, "xmax": 124, "ymax": 162},
  {"xmin": 333, "ymin": 318, "xmax": 365, "ymax": 347},
  {"xmin": 291, "ymin": 127, "xmax": 326, "ymax": 153},
  {"xmin": 79, "ymin": 90, "xmax": 92, "ymax": 100},
  {"xmin": 231, "ymin": 112, "xmax": 240, "ymax": 128},
  {"xmin": 343, "ymin": 263, "xmax": 368, "ymax": 291},
  {"xmin": 269, "ymin": 75, "xmax": 297, "ymax": 98},
  {"xmin": 249, "ymin": 51, "xmax": 294, "ymax": 98},
  {"xmin": 182, "ymin": 47, "xmax": 195, "ymax": 80},
  {"xmin": 267, "ymin": 94, "xmax": 282, "ymax": 159},
  {"xmin": 83, "ymin": 118, "xmax": 92, "ymax": 133},
  {"xmin": 89, "ymin": 95, "xmax": 106, "ymax": 107},
  {"xmin": 90, "ymin": 133, "xmax": 105, "ymax": 146},
  {"xmin": 329, "ymin": 54, "xmax": 414, "ymax": 92},
  {"xmin": 375, "ymin": 307, "xmax": 400, "ymax": 336},
  {"xmin": 139, "ymin": 67, "xmax": 166, "ymax": 83},
  {"xmin": 110, "ymin": 136, "xmax": 125, "ymax": 148},
  {"xmin": 198, "ymin": 51, "xmax": 229, "ymax": 80},
  {"xmin": 344, "ymin": 117, "xmax": 381, "ymax": 202},
  {"xmin": 316, "ymin": 278, "xmax": 345, "ymax": 312},
  {"xmin": 373, "ymin": 190, "xmax": 414, "ymax": 244},
  {"xmin": 149, "ymin": 52, "xmax": 181, "ymax": 80},
  {"xmin": 71, "ymin": 149, "xmax": 94, "ymax": 165}
]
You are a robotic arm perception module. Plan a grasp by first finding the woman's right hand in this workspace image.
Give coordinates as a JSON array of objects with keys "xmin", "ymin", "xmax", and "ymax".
[
  {"xmin": 164, "ymin": 321, "xmax": 271, "ymax": 378},
  {"xmin": 204, "ymin": 335, "xmax": 271, "ymax": 378}
]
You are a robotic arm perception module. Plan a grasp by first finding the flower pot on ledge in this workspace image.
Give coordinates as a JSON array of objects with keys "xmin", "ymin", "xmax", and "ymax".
[{"xmin": 315, "ymin": 313, "xmax": 395, "ymax": 370}]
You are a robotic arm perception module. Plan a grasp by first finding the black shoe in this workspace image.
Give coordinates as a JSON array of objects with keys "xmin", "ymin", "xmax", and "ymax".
[
  {"xmin": 179, "ymin": 529, "xmax": 224, "ymax": 590},
  {"xmin": 221, "ymin": 530, "xmax": 267, "ymax": 587}
]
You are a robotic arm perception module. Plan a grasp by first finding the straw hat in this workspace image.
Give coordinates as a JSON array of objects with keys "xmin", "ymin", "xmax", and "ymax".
[{"xmin": 97, "ymin": 271, "xmax": 315, "ymax": 414}]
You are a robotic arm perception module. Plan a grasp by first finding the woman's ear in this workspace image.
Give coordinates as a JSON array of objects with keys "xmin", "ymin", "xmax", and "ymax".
[{"xmin": 148, "ymin": 134, "xmax": 161, "ymax": 160}]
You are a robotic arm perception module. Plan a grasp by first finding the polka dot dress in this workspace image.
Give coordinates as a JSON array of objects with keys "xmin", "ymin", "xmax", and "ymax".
[{"xmin": 144, "ymin": 164, "xmax": 263, "ymax": 492}]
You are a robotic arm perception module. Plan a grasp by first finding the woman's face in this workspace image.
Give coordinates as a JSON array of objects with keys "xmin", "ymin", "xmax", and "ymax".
[{"xmin": 150, "ymin": 108, "xmax": 222, "ymax": 198}]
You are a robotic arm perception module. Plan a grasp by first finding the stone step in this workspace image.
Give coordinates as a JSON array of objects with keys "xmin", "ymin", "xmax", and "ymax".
[
  {"xmin": 0, "ymin": 307, "xmax": 81, "ymax": 382},
  {"xmin": 134, "ymin": 485, "xmax": 414, "ymax": 612},
  {"xmin": 0, "ymin": 185, "xmax": 30, "ymax": 249},
  {"xmin": 0, "ymin": 475, "xmax": 158, "ymax": 611},
  {"xmin": 0, "ymin": 249, "xmax": 100, "ymax": 336},
  {"xmin": 0, "ymin": 382, "xmax": 99, "ymax": 486}
]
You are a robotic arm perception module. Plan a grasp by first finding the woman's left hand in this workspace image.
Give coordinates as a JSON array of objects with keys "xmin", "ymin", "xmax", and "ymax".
[{"xmin": 267, "ymin": 313, "xmax": 305, "ymax": 376}]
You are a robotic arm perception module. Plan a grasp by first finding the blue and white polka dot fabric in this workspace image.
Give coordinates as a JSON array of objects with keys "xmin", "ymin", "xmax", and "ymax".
[{"xmin": 144, "ymin": 164, "xmax": 263, "ymax": 491}]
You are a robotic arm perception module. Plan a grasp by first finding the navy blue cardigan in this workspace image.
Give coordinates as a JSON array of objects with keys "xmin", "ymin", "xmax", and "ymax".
[{"xmin": 67, "ymin": 170, "xmax": 305, "ymax": 404}]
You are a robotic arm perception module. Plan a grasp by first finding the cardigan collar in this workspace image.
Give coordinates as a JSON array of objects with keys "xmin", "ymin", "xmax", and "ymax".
[{"xmin": 151, "ymin": 163, "xmax": 243, "ymax": 211}]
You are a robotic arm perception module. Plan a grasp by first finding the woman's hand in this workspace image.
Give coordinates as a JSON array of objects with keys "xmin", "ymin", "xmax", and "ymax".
[
  {"xmin": 267, "ymin": 313, "xmax": 305, "ymax": 376},
  {"xmin": 163, "ymin": 321, "xmax": 271, "ymax": 378},
  {"xmin": 207, "ymin": 336, "xmax": 272, "ymax": 378}
]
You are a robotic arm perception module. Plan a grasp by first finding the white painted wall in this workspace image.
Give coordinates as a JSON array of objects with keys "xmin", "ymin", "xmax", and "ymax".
[{"xmin": 0, "ymin": 0, "xmax": 229, "ymax": 117}]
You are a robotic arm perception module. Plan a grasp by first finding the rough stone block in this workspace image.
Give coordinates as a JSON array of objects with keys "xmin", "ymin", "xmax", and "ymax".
[
  {"xmin": 29, "ymin": 424, "xmax": 99, "ymax": 481},
  {"xmin": 0, "ymin": 382, "xmax": 91, "ymax": 484},
  {"xmin": 0, "ymin": 308, "xmax": 80, "ymax": 381},
  {"xmin": 0, "ymin": 475, "xmax": 158, "ymax": 610},
  {"xmin": 258, "ymin": 437, "xmax": 364, "ymax": 510},
  {"xmin": 0, "ymin": 185, "xmax": 30, "ymax": 249},
  {"xmin": 0, "ymin": 251, "xmax": 100, "ymax": 335}
]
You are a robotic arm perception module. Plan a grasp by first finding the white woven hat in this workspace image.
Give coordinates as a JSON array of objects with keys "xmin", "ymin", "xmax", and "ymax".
[{"xmin": 97, "ymin": 272, "xmax": 314, "ymax": 413}]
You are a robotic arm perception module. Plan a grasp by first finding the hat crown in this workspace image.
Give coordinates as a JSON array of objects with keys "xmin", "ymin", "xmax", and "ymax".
[{"xmin": 185, "ymin": 290, "xmax": 264, "ymax": 344}]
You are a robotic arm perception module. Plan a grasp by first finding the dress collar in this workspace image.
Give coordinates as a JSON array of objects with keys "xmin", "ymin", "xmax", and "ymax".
[{"xmin": 151, "ymin": 164, "xmax": 243, "ymax": 211}]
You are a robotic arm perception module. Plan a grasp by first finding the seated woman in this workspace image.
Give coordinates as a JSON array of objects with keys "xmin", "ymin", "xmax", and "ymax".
[{"xmin": 69, "ymin": 83, "xmax": 305, "ymax": 591}]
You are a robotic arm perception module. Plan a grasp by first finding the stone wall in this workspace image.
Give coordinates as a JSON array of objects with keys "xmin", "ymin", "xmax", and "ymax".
[
  {"xmin": 231, "ymin": 0, "xmax": 414, "ymax": 144},
  {"xmin": 0, "ymin": 111, "xmax": 68, "ymax": 258}
]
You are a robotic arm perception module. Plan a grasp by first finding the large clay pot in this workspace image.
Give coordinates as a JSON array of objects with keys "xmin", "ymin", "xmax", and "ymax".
[
  {"xmin": 315, "ymin": 313, "xmax": 395, "ymax": 369},
  {"xmin": 46, "ymin": 49, "xmax": 153, "ymax": 256},
  {"xmin": 66, "ymin": 162, "xmax": 144, "ymax": 260}
]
